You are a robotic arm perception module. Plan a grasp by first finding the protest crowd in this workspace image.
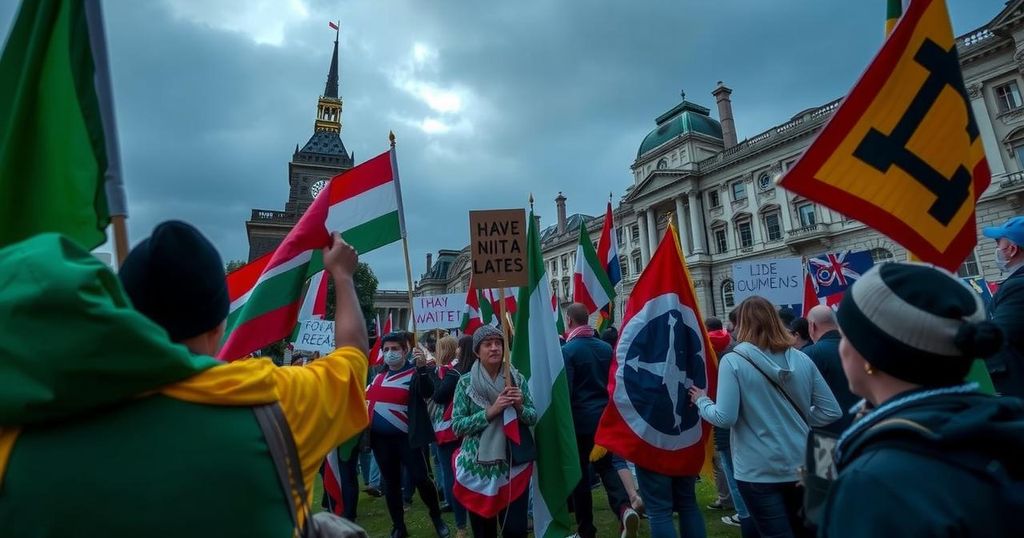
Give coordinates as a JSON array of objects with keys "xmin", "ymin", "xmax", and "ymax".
[{"xmin": 3, "ymin": 1, "xmax": 1024, "ymax": 538}]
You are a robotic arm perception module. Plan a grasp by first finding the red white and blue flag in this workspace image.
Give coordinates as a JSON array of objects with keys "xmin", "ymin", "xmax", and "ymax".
[
  {"xmin": 595, "ymin": 201, "xmax": 621, "ymax": 328},
  {"xmin": 367, "ymin": 367, "xmax": 414, "ymax": 434},
  {"xmin": 805, "ymin": 250, "xmax": 874, "ymax": 312},
  {"xmin": 595, "ymin": 223, "xmax": 717, "ymax": 476}
]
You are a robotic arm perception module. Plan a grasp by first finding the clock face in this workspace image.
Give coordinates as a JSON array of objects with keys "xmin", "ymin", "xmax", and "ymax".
[{"xmin": 310, "ymin": 179, "xmax": 328, "ymax": 199}]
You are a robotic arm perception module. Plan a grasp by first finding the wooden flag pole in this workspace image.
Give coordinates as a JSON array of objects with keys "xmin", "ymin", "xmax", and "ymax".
[
  {"xmin": 393, "ymin": 131, "xmax": 418, "ymax": 347},
  {"xmin": 112, "ymin": 215, "xmax": 129, "ymax": 267},
  {"xmin": 498, "ymin": 283, "xmax": 513, "ymax": 386}
]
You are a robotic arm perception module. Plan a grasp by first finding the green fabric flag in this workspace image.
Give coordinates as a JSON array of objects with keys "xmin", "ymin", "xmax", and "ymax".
[
  {"xmin": 966, "ymin": 358, "xmax": 996, "ymax": 396},
  {"xmin": 0, "ymin": 233, "xmax": 218, "ymax": 426},
  {"xmin": 511, "ymin": 207, "xmax": 580, "ymax": 538},
  {"xmin": 0, "ymin": 0, "xmax": 125, "ymax": 250}
]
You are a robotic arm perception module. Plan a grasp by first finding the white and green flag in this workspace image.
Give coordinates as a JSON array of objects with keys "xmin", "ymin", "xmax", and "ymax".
[{"xmin": 511, "ymin": 206, "xmax": 581, "ymax": 538}]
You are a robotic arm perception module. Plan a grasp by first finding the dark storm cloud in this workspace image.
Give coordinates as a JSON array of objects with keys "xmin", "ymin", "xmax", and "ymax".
[{"xmin": 0, "ymin": 0, "xmax": 1003, "ymax": 288}]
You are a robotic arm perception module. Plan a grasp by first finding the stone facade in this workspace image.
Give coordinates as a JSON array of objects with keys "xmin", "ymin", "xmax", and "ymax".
[{"xmin": 415, "ymin": 2, "xmax": 1024, "ymax": 323}]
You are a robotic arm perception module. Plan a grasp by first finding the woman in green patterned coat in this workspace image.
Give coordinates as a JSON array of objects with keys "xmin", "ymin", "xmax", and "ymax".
[{"xmin": 451, "ymin": 325, "xmax": 537, "ymax": 538}]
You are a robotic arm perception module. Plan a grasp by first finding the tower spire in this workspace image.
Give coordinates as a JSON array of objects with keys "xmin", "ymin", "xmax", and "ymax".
[{"xmin": 324, "ymin": 21, "xmax": 339, "ymax": 98}]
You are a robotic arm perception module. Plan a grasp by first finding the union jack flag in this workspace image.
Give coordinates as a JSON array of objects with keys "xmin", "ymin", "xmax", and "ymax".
[
  {"xmin": 806, "ymin": 250, "xmax": 875, "ymax": 300},
  {"xmin": 367, "ymin": 367, "xmax": 415, "ymax": 434}
]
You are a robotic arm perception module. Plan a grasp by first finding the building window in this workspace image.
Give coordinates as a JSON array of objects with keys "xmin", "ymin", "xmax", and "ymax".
[
  {"xmin": 958, "ymin": 250, "xmax": 981, "ymax": 278},
  {"xmin": 708, "ymin": 190, "xmax": 721, "ymax": 209},
  {"xmin": 995, "ymin": 81, "xmax": 1023, "ymax": 113},
  {"xmin": 657, "ymin": 158, "xmax": 668, "ymax": 170},
  {"xmin": 616, "ymin": 227, "xmax": 623, "ymax": 245},
  {"xmin": 561, "ymin": 254, "xmax": 568, "ymax": 273},
  {"xmin": 757, "ymin": 172, "xmax": 772, "ymax": 191},
  {"xmin": 550, "ymin": 259, "xmax": 557, "ymax": 276},
  {"xmin": 731, "ymin": 181, "xmax": 747, "ymax": 202},
  {"xmin": 563, "ymin": 280, "xmax": 571, "ymax": 299},
  {"xmin": 763, "ymin": 212, "xmax": 783, "ymax": 242},
  {"xmin": 633, "ymin": 255, "xmax": 642, "ymax": 275},
  {"xmin": 631, "ymin": 225, "xmax": 640, "ymax": 242},
  {"xmin": 713, "ymin": 227, "xmax": 728, "ymax": 254},
  {"xmin": 869, "ymin": 248, "xmax": 894, "ymax": 264},
  {"xmin": 722, "ymin": 280, "xmax": 735, "ymax": 310},
  {"xmin": 798, "ymin": 203, "xmax": 816, "ymax": 227},
  {"xmin": 736, "ymin": 220, "xmax": 754, "ymax": 248}
]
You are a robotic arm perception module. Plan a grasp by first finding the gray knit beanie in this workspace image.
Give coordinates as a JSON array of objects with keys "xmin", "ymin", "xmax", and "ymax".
[
  {"xmin": 472, "ymin": 325, "xmax": 504, "ymax": 352},
  {"xmin": 836, "ymin": 262, "xmax": 1003, "ymax": 386}
]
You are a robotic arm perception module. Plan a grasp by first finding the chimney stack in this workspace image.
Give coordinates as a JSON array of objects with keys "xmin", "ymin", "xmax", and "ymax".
[
  {"xmin": 426, "ymin": 253, "xmax": 433, "ymax": 275},
  {"xmin": 556, "ymin": 192, "xmax": 567, "ymax": 235},
  {"xmin": 712, "ymin": 81, "xmax": 738, "ymax": 149}
]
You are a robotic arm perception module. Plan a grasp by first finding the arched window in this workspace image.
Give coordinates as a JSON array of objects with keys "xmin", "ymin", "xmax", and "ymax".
[
  {"xmin": 722, "ymin": 280, "xmax": 735, "ymax": 310},
  {"xmin": 869, "ymin": 248, "xmax": 894, "ymax": 264}
]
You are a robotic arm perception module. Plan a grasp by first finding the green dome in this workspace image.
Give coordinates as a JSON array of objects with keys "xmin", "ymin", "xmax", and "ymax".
[{"xmin": 637, "ymin": 101, "xmax": 723, "ymax": 158}]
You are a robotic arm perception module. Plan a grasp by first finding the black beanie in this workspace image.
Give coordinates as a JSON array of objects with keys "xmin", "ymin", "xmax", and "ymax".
[
  {"xmin": 118, "ymin": 221, "xmax": 229, "ymax": 341},
  {"xmin": 836, "ymin": 262, "xmax": 1003, "ymax": 386}
]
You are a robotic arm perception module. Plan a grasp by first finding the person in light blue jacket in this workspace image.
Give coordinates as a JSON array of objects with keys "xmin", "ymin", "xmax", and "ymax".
[{"xmin": 689, "ymin": 296, "xmax": 840, "ymax": 538}]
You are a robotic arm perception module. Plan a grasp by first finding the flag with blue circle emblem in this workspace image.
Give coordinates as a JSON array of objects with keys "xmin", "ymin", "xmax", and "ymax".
[{"xmin": 595, "ymin": 223, "xmax": 718, "ymax": 476}]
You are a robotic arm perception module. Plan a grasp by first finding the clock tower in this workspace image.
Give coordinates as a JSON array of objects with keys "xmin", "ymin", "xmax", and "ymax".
[{"xmin": 245, "ymin": 27, "xmax": 354, "ymax": 261}]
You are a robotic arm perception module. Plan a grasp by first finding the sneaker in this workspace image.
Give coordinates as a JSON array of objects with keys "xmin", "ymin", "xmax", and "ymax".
[
  {"xmin": 707, "ymin": 500, "xmax": 733, "ymax": 510},
  {"xmin": 431, "ymin": 517, "xmax": 451, "ymax": 538},
  {"xmin": 721, "ymin": 514, "xmax": 741, "ymax": 527},
  {"xmin": 620, "ymin": 508, "xmax": 640, "ymax": 538},
  {"xmin": 364, "ymin": 486, "xmax": 382, "ymax": 497}
]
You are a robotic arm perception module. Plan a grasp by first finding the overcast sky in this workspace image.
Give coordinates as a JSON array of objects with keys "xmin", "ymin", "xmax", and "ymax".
[{"xmin": 0, "ymin": 0, "xmax": 1003, "ymax": 289}]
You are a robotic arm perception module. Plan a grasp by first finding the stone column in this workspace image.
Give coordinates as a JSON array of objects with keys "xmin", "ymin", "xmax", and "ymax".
[
  {"xmin": 750, "ymin": 211, "xmax": 764, "ymax": 246},
  {"xmin": 967, "ymin": 82, "xmax": 1005, "ymax": 181},
  {"xmin": 687, "ymin": 192, "xmax": 707, "ymax": 254},
  {"xmin": 646, "ymin": 208, "xmax": 659, "ymax": 255},
  {"xmin": 675, "ymin": 195, "xmax": 691, "ymax": 256},
  {"xmin": 637, "ymin": 212, "xmax": 651, "ymax": 265}
]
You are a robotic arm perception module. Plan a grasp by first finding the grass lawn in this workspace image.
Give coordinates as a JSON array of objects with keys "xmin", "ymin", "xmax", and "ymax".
[{"xmin": 312, "ymin": 472, "xmax": 741, "ymax": 537}]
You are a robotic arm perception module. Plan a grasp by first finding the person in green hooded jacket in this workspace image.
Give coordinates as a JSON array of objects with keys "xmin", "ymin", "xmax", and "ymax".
[
  {"xmin": 0, "ymin": 223, "xmax": 369, "ymax": 537},
  {"xmin": 820, "ymin": 262, "xmax": 1024, "ymax": 537}
]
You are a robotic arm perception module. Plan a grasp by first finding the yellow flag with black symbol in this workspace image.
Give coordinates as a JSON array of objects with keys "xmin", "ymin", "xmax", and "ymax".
[{"xmin": 781, "ymin": 0, "xmax": 989, "ymax": 273}]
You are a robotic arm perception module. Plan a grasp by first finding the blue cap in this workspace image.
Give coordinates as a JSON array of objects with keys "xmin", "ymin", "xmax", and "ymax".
[{"xmin": 982, "ymin": 216, "xmax": 1024, "ymax": 246}]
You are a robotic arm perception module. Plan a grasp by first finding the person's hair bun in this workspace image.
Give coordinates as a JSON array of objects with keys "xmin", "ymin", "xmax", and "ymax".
[{"xmin": 954, "ymin": 321, "xmax": 1004, "ymax": 358}]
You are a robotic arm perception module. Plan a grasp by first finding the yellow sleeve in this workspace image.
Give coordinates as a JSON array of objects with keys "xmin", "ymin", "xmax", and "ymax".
[{"xmin": 273, "ymin": 346, "xmax": 369, "ymax": 490}]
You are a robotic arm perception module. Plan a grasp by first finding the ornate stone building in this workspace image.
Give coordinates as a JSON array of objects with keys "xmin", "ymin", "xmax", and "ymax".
[
  {"xmin": 417, "ymin": 2, "xmax": 1024, "ymax": 322},
  {"xmin": 245, "ymin": 32, "xmax": 354, "ymax": 261}
]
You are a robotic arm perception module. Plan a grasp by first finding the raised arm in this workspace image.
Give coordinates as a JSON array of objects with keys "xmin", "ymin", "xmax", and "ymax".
[{"xmin": 323, "ymin": 233, "xmax": 368, "ymax": 357}]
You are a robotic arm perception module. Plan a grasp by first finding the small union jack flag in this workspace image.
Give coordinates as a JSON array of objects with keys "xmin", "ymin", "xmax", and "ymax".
[{"xmin": 806, "ymin": 250, "xmax": 875, "ymax": 299}]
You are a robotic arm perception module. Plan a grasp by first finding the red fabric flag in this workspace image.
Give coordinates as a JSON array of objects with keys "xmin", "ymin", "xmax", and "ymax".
[{"xmin": 595, "ymin": 224, "xmax": 717, "ymax": 476}]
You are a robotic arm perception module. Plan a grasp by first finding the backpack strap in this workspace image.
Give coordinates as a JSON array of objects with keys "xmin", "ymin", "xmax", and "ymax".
[
  {"xmin": 254, "ymin": 403, "xmax": 315, "ymax": 538},
  {"xmin": 734, "ymin": 349, "xmax": 809, "ymax": 426}
]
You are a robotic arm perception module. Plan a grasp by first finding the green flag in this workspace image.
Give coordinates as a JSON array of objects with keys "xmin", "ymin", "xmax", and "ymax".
[
  {"xmin": 511, "ymin": 206, "xmax": 580, "ymax": 537},
  {"xmin": 0, "ymin": 0, "xmax": 126, "ymax": 250}
]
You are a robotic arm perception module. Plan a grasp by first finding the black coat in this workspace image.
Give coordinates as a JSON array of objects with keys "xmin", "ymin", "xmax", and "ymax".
[
  {"xmin": 561, "ymin": 335, "xmax": 612, "ymax": 436},
  {"xmin": 803, "ymin": 330, "xmax": 857, "ymax": 434},
  {"xmin": 987, "ymin": 266, "xmax": 1024, "ymax": 399}
]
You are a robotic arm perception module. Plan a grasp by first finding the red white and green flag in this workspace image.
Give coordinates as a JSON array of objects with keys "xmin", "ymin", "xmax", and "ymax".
[
  {"xmin": 459, "ymin": 277, "xmax": 498, "ymax": 336},
  {"xmin": 511, "ymin": 206, "xmax": 580, "ymax": 537},
  {"xmin": 571, "ymin": 222, "xmax": 615, "ymax": 315},
  {"xmin": 368, "ymin": 312, "xmax": 392, "ymax": 367},
  {"xmin": 218, "ymin": 149, "xmax": 405, "ymax": 361}
]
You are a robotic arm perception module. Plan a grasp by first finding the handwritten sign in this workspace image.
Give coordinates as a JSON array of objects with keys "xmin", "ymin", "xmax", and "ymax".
[
  {"xmin": 293, "ymin": 319, "xmax": 335, "ymax": 354},
  {"xmin": 469, "ymin": 209, "xmax": 527, "ymax": 288},
  {"xmin": 731, "ymin": 257, "xmax": 803, "ymax": 307},
  {"xmin": 413, "ymin": 293, "xmax": 465, "ymax": 331}
]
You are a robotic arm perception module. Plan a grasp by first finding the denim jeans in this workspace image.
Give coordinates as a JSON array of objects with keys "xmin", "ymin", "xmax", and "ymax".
[
  {"xmin": 735, "ymin": 480, "xmax": 811, "ymax": 538},
  {"xmin": 360, "ymin": 450, "xmax": 381, "ymax": 488},
  {"xmin": 436, "ymin": 441, "xmax": 468, "ymax": 528},
  {"xmin": 635, "ymin": 468, "xmax": 706, "ymax": 538},
  {"xmin": 717, "ymin": 450, "xmax": 749, "ymax": 518}
]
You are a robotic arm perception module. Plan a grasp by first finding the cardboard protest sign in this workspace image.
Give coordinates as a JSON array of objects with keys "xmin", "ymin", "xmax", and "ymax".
[
  {"xmin": 469, "ymin": 209, "xmax": 527, "ymax": 288},
  {"xmin": 293, "ymin": 319, "xmax": 335, "ymax": 354},
  {"xmin": 413, "ymin": 293, "xmax": 465, "ymax": 330},
  {"xmin": 732, "ymin": 257, "xmax": 804, "ymax": 307}
]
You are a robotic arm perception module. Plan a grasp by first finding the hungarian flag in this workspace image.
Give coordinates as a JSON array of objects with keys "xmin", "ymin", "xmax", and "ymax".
[
  {"xmin": 571, "ymin": 223, "xmax": 614, "ymax": 315},
  {"xmin": 322, "ymin": 434, "xmax": 360, "ymax": 516},
  {"xmin": 297, "ymin": 270, "xmax": 329, "ymax": 321},
  {"xmin": 482, "ymin": 287, "xmax": 518, "ymax": 317},
  {"xmin": 459, "ymin": 277, "xmax": 497, "ymax": 335},
  {"xmin": 551, "ymin": 289, "xmax": 565, "ymax": 337},
  {"xmin": 510, "ymin": 206, "xmax": 580, "ymax": 537},
  {"xmin": 0, "ymin": 0, "xmax": 127, "ymax": 250},
  {"xmin": 368, "ymin": 313, "xmax": 392, "ymax": 368},
  {"xmin": 596, "ymin": 202, "xmax": 621, "ymax": 331},
  {"xmin": 218, "ymin": 149, "xmax": 405, "ymax": 361},
  {"xmin": 595, "ymin": 222, "xmax": 717, "ymax": 477}
]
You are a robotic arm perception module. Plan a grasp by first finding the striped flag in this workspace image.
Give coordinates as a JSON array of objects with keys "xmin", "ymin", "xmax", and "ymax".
[
  {"xmin": 218, "ymin": 149, "xmax": 405, "ymax": 361},
  {"xmin": 322, "ymin": 433, "xmax": 360, "ymax": 516},
  {"xmin": 571, "ymin": 222, "xmax": 614, "ymax": 314},
  {"xmin": 369, "ymin": 313, "xmax": 392, "ymax": 367},
  {"xmin": 297, "ymin": 270, "xmax": 329, "ymax": 321},
  {"xmin": 0, "ymin": 0, "xmax": 127, "ymax": 250},
  {"xmin": 459, "ymin": 277, "xmax": 498, "ymax": 335},
  {"xmin": 551, "ymin": 288, "xmax": 565, "ymax": 337},
  {"xmin": 511, "ymin": 206, "xmax": 580, "ymax": 538},
  {"xmin": 595, "ymin": 201, "xmax": 621, "ymax": 331},
  {"xmin": 885, "ymin": 0, "xmax": 907, "ymax": 36}
]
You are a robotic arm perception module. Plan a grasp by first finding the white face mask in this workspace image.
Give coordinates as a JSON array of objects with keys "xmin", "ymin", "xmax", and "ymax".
[{"xmin": 383, "ymin": 350, "xmax": 405, "ymax": 367}]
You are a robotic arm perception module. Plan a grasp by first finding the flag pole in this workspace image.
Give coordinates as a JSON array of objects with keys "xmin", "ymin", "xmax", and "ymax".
[
  {"xmin": 112, "ymin": 215, "xmax": 129, "ymax": 266},
  {"xmin": 498, "ymin": 283, "xmax": 512, "ymax": 386},
  {"xmin": 391, "ymin": 131, "xmax": 418, "ymax": 344}
]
